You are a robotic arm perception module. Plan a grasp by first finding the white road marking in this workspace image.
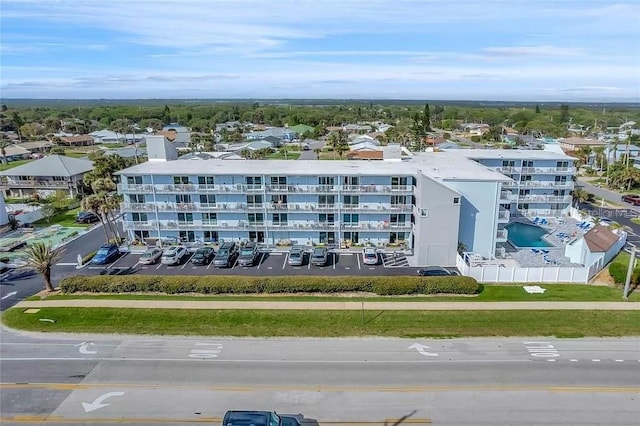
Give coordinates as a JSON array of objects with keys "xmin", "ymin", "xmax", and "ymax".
[
  {"xmin": 282, "ymin": 253, "xmax": 288, "ymax": 269},
  {"xmin": 546, "ymin": 359, "xmax": 556, "ymax": 362},
  {"xmin": 357, "ymin": 254, "xmax": 361, "ymax": 269},
  {"xmin": 569, "ymin": 359, "xmax": 578, "ymax": 362},
  {"xmin": 345, "ymin": 267, "xmax": 350, "ymax": 270},
  {"xmin": 615, "ymin": 360, "xmax": 624, "ymax": 362},
  {"xmin": 592, "ymin": 359, "xmax": 601, "ymax": 362},
  {"xmin": 181, "ymin": 253, "xmax": 196, "ymax": 269},
  {"xmin": 56, "ymin": 262, "xmax": 78, "ymax": 266}
]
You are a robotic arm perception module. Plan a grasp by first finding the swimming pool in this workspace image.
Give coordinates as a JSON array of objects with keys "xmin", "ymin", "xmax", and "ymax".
[{"xmin": 505, "ymin": 222, "xmax": 552, "ymax": 248}]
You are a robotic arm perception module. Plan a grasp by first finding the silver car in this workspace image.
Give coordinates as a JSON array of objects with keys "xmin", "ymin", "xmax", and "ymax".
[
  {"xmin": 139, "ymin": 247, "xmax": 163, "ymax": 265},
  {"xmin": 288, "ymin": 246, "xmax": 305, "ymax": 266},
  {"xmin": 161, "ymin": 245, "xmax": 188, "ymax": 265}
]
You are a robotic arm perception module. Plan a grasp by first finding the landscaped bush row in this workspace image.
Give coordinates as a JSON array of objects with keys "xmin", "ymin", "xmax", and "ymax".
[
  {"xmin": 59, "ymin": 275, "xmax": 480, "ymax": 295},
  {"xmin": 609, "ymin": 262, "xmax": 640, "ymax": 285}
]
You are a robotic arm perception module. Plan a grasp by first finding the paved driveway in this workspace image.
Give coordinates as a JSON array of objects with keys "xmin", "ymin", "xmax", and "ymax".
[{"xmin": 297, "ymin": 139, "xmax": 325, "ymax": 159}]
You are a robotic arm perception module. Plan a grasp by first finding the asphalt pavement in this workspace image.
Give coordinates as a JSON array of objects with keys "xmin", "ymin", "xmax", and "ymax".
[
  {"xmin": 297, "ymin": 139, "xmax": 325, "ymax": 159},
  {"xmin": 1, "ymin": 331, "xmax": 638, "ymax": 425}
]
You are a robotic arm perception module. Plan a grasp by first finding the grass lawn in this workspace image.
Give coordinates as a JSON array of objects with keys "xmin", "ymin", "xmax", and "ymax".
[
  {"xmin": 268, "ymin": 152, "xmax": 301, "ymax": 160},
  {"xmin": 3, "ymin": 308, "xmax": 638, "ymax": 337},
  {"xmin": 0, "ymin": 159, "xmax": 33, "ymax": 171},
  {"xmin": 32, "ymin": 207, "xmax": 89, "ymax": 228},
  {"xmin": 63, "ymin": 151, "xmax": 91, "ymax": 158},
  {"xmin": 632, "ymin": 218, "xmax": 640, "ymax": 225},
  {"xmin": 32, "ymin": 283, "xmax": 640, "ymax": 302}
]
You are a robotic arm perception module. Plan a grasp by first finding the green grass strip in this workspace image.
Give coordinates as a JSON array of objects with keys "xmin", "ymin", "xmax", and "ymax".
[{"xmin": 3, "ymin": 308, "xmax": 639, "ymax": 338}]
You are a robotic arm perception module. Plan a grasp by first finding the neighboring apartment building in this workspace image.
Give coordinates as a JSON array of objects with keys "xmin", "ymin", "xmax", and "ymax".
[{"xmin": 117, "ymin": 138, "xmax": 575, "ymax": 266}]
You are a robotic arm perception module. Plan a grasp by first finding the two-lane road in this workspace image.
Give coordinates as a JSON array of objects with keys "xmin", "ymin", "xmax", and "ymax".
[{"xmin": 1, "ymin": 331, "xmax": 639, "ymax": 425}]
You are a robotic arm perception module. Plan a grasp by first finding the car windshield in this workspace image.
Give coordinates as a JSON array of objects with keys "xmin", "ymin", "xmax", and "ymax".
[
  {"xmin": 218, "ymin": 249, "xmax": 229, "ymax": 256},
  {"xmin": 141, "ymin": 251, "xmax": 155, "ymax": 257},
  {"xmin": 290, "ymin": 251, "xmax": 301, "ymax": 258},
  {"xmin": 241, "ymin": 249, "xmax": 254, "ymax": 256},
  {"xmin": 96, "ymin": 248, "xmax": 110, "ymax": 255}
]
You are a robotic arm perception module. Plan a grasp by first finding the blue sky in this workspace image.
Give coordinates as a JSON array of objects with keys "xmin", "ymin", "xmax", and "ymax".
[{"xmin": 1, "ymin": 0, "xmax": 638, "ymax": 101}]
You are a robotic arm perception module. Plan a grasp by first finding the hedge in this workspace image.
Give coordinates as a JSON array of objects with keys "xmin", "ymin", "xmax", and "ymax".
[{"xmin": 59, "ymin": 275, "xmax": 480, "ymax": 296}]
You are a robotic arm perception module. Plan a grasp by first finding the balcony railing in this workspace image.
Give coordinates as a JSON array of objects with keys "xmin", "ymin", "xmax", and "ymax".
[
  {"xmin": 521, "ymin": 166, "xmax": 576, "ymax": 174},
  {"xmin": 515, "ymin": 209, "xmax": 566, "ymax": 217},
  {"xmin": 494, "ymin": 166, "xmax": 520, "ymax": 174},
  {"xmin": 496, "ymin": 229, "xmax": 508, "ymax": 241},
  {"xmin": 518, "ymin": 195, "xmax": 572, "ymax": 203},
  {"xmin": 519, "ymin": 181, "xmax": 573, "ymax": 189},
  {"xmin": 1, "ymin": 179, "xmax": 73, "ymax": 188},
  {"xmin": 497, "ymin": 209, "xmax": 510, "ymax": 221},
  {"xmin": 123, "ymin": 220, "xmax": 414, "ymax": 232},
  {"xmin": 120, "ymin": 202, "xmax": 156, "ymax": 212},
  {"xmin": 500, "ymin": 190, "xmax": 516, "ymax": 201},
  {"xmin": 122, "ymin": 221, "xmax": 157, "ymax": 230}
]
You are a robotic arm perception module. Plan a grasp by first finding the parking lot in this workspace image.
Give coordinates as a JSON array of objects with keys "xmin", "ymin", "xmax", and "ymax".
[{"xmin": 82, "ymin": 248, "xmax": 420, "ymax": 276}]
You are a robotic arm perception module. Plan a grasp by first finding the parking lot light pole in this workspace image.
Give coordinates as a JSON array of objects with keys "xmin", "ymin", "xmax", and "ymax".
[{"xmin": 623, "ymin": 247, "xmax": 636, "ymax": 301}]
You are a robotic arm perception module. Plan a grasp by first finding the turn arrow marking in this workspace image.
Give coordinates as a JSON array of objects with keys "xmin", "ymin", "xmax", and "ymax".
[
  {"xmin": 1, "ymin": 291, "xmax": 17, "ymax": 300},
  {"xmin": 408, "ymin": 343, "xmax": 439, "ymax": 357},
  {"xmin": 82, "ymin": 392, "xmax": 125, "ymax": 413},
  {"xmin": 75, "ymin": 342, "xmax": 98, "ymax": 355}
]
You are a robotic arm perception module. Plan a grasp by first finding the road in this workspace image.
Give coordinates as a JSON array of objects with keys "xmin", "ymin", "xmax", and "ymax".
[
  {"xmin": 297, "ymin": 139, "xmax": 325, "ymax": 159},
  {"xmin": 1, "ymin": 331, "xmax": 638, "ymax": 425},
  {"xmin": 576, "ymin": 179, "xmax": 640, "ymax": 213}
]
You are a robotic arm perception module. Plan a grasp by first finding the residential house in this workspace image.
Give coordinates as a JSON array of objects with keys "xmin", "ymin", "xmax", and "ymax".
[
  {"xmin": 604, "ymin": 145, "xmax": 640, "ymax": 162},
  {"xmin": 462, "ymin": 123, "xmax": 490, "ymax": 136},
  {"xmin": 0, "ymin": 155, "xmax": 94, "ymax": 198},
  {"xmin": 559, "ymin": 137, "xmax": 606, "ymax": 151},
  {"xmin": 289, "ymin": 124, "xmax": 315, "ymax": 136},
  {"xmin": 59, "ymin": 135, "xmax": 95, "ymax": 147},
  {"xmin": 16, "ymin": 141, "xmax": 54, "ymax": 154},
  {"xmin": 245, "ymin": 127, "xmax": 296, "ymax": 143},
  {"xmin": 348, "ymin": 135, "xmax": 379, "ymax": 146},
  {"xmin": 90, "ymin": 129, "xmax": 146, "ymax": 144},
  {"xmin": 0, "ymin": 145, "xmax": 31, "ymax": 162},
  {"xmin": 158, "ymin": 124, "xmax": 191, "ymax": 148}
]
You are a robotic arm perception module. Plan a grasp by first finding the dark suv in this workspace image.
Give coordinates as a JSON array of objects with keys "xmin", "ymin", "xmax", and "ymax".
[
  {"xmin": 75, "ymin": 211, "xmax": 100, "ymax": 224},
  {"xmin": 222, "ymin": 411, "xmax": 281, "ymax": 426},
  {"xmin": 212, "ymin": 242, "xmax": 238, "ymax": 268},
  {"xmin": 190, "ymin": 247, "xmax": 216, "ymax": 265},
  {"xmin": 237, "ymin": 242, "xmax": 260, "ymax": 266}
]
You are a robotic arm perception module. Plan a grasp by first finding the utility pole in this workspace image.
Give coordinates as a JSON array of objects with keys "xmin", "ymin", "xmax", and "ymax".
[{"xmin": 623, "ymin": 247, "xmax": 636, "ymax": 300}]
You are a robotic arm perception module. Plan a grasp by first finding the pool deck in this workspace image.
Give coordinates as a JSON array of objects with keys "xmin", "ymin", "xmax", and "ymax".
[{"xmin": 496, "ymin": 217, "xmax": 591, "ymax": 268}]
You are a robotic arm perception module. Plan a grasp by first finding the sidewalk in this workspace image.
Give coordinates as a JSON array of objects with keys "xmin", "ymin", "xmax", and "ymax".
[{"xmin": 14, "ymin": 300, "xmax": 640, "ymax": 311}]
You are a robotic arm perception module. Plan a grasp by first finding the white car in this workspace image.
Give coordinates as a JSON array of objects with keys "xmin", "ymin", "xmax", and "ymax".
[
  {"xmin": 161, "ymin": 245, "xmax": 188, "ymax": 265},
  {"xmin": 139, "ymin": 247, "xmax": 163, "ymax": 265},
  {"xmin": 362, "ymin": 247, "xmax": 379, "ymax": 265}
]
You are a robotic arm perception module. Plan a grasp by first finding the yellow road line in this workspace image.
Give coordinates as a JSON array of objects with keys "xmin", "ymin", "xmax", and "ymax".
[{"xmin": 1, "ymin": 382, "xmax": 638, "ymax": 393}]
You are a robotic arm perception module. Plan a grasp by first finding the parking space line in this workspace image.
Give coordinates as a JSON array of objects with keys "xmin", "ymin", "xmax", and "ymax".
[
  {"xmin": 357, "ymin": 254, "xmax": 361, "ymax": 269},
  {"xmin": 256, "ymin": 253, "xmax": 265, "ymax": 270},
  {"xmin": 107, "ymin": 253, "xmax": 127, "ymax": 269},
  {"xmin": 206, "ymin": 257, "xmax": 214, "ymax": 269},
  {"xmin": 307, "ymin": 258, "xmax": 311, "ymax": 269},
  {"xmin": 231, "ymin": 255, "xmax": 239, "ymax": 269},
  {"xmin": 332, "ymin": 253, "xmax": 336, "ymax": 270},
  {"xmin": 156, "ymin": 262, "xmax": 163, "ymax": 270},
  {"xmin": 282, "ymin": 252, "xmax": 288, "ymax": 269},
  {"xmin": 181, "ymin": 252, "xmax": 196, "ymax": 269}
]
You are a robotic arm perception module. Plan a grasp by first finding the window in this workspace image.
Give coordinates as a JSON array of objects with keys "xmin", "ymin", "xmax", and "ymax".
[
  {"xmin": 556, "ymin": 161, "xmax": 569, "ymax": 168},
  {"xmin": 270, "ymin": 176, "xmax": 286, "ymax": 185},
  {"xmin": 318, "ymin": 195, "xmax": 335, "ymax": 205},
  {"xmin": 197, "ymin": 176, "xmax": 214, "ymax": 185},
  {"xmin": 271, "ymin": 195, "xmax": 287, "ymax": 205},
  {"xmin": 202, "ymin": 213, "xmax": 217, "ymax": 223},
  {"xmin": 522, "ymin": 160, "xmax": 534, "ymax": 168},
  {"xmin": 518, "ymin": 189, "xmax": 530, "ymax": 196},
  {"xmin": 342, "ymin": 213, "xmax": 358, "ymax": 224},
  {"xmin": 176, "ymin": 194, "xmax": 191, "ymax": 203},
  {"xmin": 390, "ymin": 232, "xmax": 405, "ymax": 243},
  {"xmin": 179, "ymin": 231, "xmax": 195, "ymax": 242},
  {"xmin": 343, "ymin": 176, "xmax": 359, "ymax": 185},
  {"xmin": 248, "ymin": 213, "xmax": 264, "ymax": 223},
  {"xmin": 131, "ymin": 213, "xmax": 147, "ymax": 222},
  {"xmin": 246, "ymin": 176, "xmax": 262, "ymax": 185},
  {"xmin": 272, "ymin": 213, "xmax": 288, "ymax": 224},
  {"xmin": 343, "ymin": 195, "xmax": 359, "ymax": 205},
  {"xmin": 319, "ymin": 232, "xmax": 335, "ymax": 244},
  {"xmin": 127, "ymin": 176, "xmax": 142, "ymax": 184},
  {"xmin": 53, "ymin": 176, "xmax": 66, "ymax": 181},
  {"xmin": 246, "ymin": 194, "xmax": 263, "ymax": 204},
  {"xmin": 343, "ymin": 231, "xmax": 359, "ymax": 244},
  {"xmin": 134, "ymin": 230, "xmax": 149, "ymax": 240},
  {"xmin": 203, "ymin": 231, "xmax": 218, "ymax": 243},
  {"xmin": 318, "ymin": 176, "xmax": 335, "ymax": 185},
  {"xmin": 502, "ymin": 160, "xmax": 516, "ymax": 167},
  {"xmin": 177, "ymin": 213, "xmax": 193, "ymax": 223},
  {"xmin": 553, "ymin": 190, "xmax": 566, "ymax": 196},
  {"xmin": 520, "ymin": 175, "xmax": 532, "ymax": 182},
  {"xmin": 173, "ymin": 176, "xmax": 189, "ymax": 184},
  {"xmin": 518, "ymin": 203, "xmax": 529, "ymax": 210},
  {"xmin": 320, "ymin": 213, "xmax": 335, "ymax": 223},
  {"xmin": 555, "ymin": 176, "xmax": 568, "ymax": 183},
  {"xmin": 453, "ymin": 197, "xmax": 460, "ymax": 204},
  {"xmin": 199, "ymin": 194, "xmax": 216, "ymax": 204},
  {"xmin": 391, "ymin": 195, "xmax": 405, "ymax": 205},
  {"xmin": 390, "ymin": 214, "xmax": 405, "ymax": 224},
  {"xmin": 391, "ymin": 176, "xmax": 408, "ymax": 187},
  {"xmin": 129, "ymin": 194, "xmax": 145, "ymax": 203}
]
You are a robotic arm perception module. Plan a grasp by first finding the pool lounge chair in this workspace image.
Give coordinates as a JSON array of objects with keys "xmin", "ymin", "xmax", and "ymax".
[
  {"xmin": 541, "ymin": 249, "xmax": 550, "ymax": 254},
  {"xmin": 531, "ymin": 248, "xmax": 540, "ymax": 255},
  {"xmin": 533, "ymin": 217, "xmax": 540, "ymax": 224}
]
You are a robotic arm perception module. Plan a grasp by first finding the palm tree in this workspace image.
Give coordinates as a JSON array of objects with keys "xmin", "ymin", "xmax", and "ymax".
[
  {"xmin": 571, "ymin": 187, "xmax": 589, "ymax": 208},
  {"xmin": 313, "ymin": 148, "xmax": 321, "ymax": 160},
  {"xmin": 327, "ymin": 132, "xmax": 339, "ymax": 159},
  {"xmin": 21, "ymin": 242, "xmax": 64, "ymax": 292},
  {"xmin": 82, "ymin": 194, "xmax": 112, "ymax": 243},
  {"xmin": 0, "ymin": 136, "xmax": 10, "ymax": 165},
  {"xmin": 335, "ymin": 143, "xmax": 349, "ymax": 159},
  {"xmin": 240, "ymin": 148, "xmax": 252, "ymax": 159}
]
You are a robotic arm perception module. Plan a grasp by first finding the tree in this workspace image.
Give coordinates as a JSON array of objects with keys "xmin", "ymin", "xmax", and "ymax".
[
  {"xmin": 571, "ymin": 187, "xmax": 589, "ymax": 208},
  {"xmin": 40, "ymin": 204, "xmax": 57, "ymax": 223},
  {"xmin": 559, "ymin": 104, "xmax": 570, "ymax": 124},
  {"xmin": 240, "ymin": 148, "xmax": 252, "ymax": 159},
  {"xmin": 82, "ymin": 193, "xmax": 113, "ymax": 243},
  {"xmin": 162, "ymin": 105, "xmax": 171, "ymax": 124},
  {"xmin": 335, "ymin": 143, "xmax": 349, "ymax": 159},
  {"xmin": 0, "ymin": 136, "xmax": 10, "ymax": 165},
  {"xmin": 20, "ymin": 242, "xmax": 64, "ymax": 292},
  {"xmin": 535, "ymin": 104, "xmax": 541, "ymax": 114},
  {"xmin": 313, "ymin": 148, "xmax": 321, "ymax": 160}
]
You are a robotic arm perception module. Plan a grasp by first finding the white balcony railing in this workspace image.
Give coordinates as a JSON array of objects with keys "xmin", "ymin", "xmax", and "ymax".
[{"xmin": 496, "ymin": 229, "xmax": 508, "ymax": 241}]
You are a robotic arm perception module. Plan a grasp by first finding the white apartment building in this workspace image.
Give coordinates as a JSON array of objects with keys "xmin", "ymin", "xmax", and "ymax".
[{"xmin": 116, "ymin": 139, "xmax": 575, "ymax": 266}]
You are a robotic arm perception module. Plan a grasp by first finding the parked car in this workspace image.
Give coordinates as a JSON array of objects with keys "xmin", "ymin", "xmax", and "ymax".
[
  {"xmin": 92, "ymin": 244, "xmax": 120, "ymax": 265},
  {"xmin": 222, "ymin": 411, "xmax": 281, "ymax": 426},
  {"xmin": 213, "ymin": 242, "xmax": 238, "ymax": 267},
  {"xmin": 237, "ymin": 242, "xmax": 260, "ymax": 266},
  {"xmin": 362, "ymin": 247, "xmax": 379, "ymax": 265},
  {"xmin": 303, "ymin": 144, "xmax": 311, "ymax": 151},
  {"xmin": 160, "ymin": 245, "xmax": 188, "ymax": 266},
  {"xmin": 280, "ymin": 415, "xmax": 303, "ymax": 426},
  {"xmin": 622, "ymin": 194, "xmax": 640, "ymax": 205},
  {"xmin": 138, "ymin": 247, "xmax": 163, "ymax": 265},
  {"xmin": 0, "ymin": 267, "xmax": 37, "ymax": 282},
  {"xmin": 311, "ymin": 247, "xmax": 329, "ymax": 266},
  {"xmin": 75, "ymin": 211, "xmax": 100, "ymax": 224},
  {"xmin": 288, "ymin": 245, "xmax": 306, "ymax": 266},
  {"xmin": 190, "ymin": 247, "xmax": 216, "ymax": 265},
  {"xmin": 417, "ymin": 266, "xmax": 452, "ymax": 276}
]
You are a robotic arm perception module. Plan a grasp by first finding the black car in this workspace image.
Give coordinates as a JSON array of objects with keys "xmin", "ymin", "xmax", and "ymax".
[
  {"xmin": 190, "ymin": 247, "xmax": 216, "ymax": 265},
  {"xmin": 75, "ymin": 211, "xmax": 100, "ymax": 224},
  {"xmin": 222, "ymin": 411, "xmax": 281, "ymax": 426},
  {"xmin": 237, "ymin": 242, "xmax": 260, "ymax": 266},
  {"xmin": 417, "ymin": 266, "xmax": 453, "ymax": 276},
  {"xmin": 212, "ymin": 242, "xmax": 238, "ymax": 268}
]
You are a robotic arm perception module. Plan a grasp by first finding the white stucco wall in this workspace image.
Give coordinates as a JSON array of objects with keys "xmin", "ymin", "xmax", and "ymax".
[{"xmin": 0, "ymin": 193, "xmax": 8, "ymax": 226}]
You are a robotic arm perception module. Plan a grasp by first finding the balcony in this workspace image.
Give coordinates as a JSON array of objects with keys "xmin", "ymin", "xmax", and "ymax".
[
  {"xmin": 500, "ymin": 190, "xmax": 515, "ymax": 202},
  {"xmin": 515, "ymin": 209, "xmax": 565, "ymax": 218},
  {"xmin": 496, "ymin": 229, "xmax": 508, "ymax": 242},
  {"xmin": 118, "ymin": 183, "xmax": 154, "ymax": 193},
  {"xmin": 122, "ymin": 221, "xmax": 157, "ymax": 230},
  {"xmin": 154, "ymin": 184, "xmax": 198, "ymax": 193},
  {"xmin": 521, "ymin": 166, "xmax": 576, "ymax": 174},
  {"xmin": 497, "ymin": 209, "xmax": 510, "ymax": 222},
  {"xmin": 494, "ymin": 166, "xmax": 521, "ymax": 174},
  {"xmin": 519, "ymin": 181, "xmax": 573, "ymax": 189},
  {"xmin": 246, "ymin": 203, "xmax": 265, "ymax": 210},
  {"xmin": 245, "ymin": 184, "xmax": 264, "ymax": 192},
  {"xmin": 120, "ymin": 202, "xmax": 156, "ymax": 212},
  {"xmin": 194, "ymin": 184, "xmax": 246, "ymax": 193},
  {"xmin": 518, "ymin": 195, "xmax": 572, "ymax": 203},
  {"xmin": 156, "ymin": 203, "xmax": 197, "ymax": 212},
  {"xmin": 1, "ymin": 179, "xmax": 74, "ymax": 189}
]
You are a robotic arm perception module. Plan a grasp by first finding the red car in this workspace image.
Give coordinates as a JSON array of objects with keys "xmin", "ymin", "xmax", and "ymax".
[{"xmin": 622, "ymin": 194, "xmax": 640, "ymax": 205}]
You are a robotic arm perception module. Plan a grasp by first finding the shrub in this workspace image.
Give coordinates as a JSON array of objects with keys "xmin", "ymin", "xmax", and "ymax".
[
  {"xmin": 609, "ymin": 262, "xmax": 628, "ymax": 284},
  {"xmin": 81, "ymin": 250, "xmax": 97, "ymax": 265},
  {"xmin": 59, "ymin": 275, "xmax": 480, "ymax": 296}
]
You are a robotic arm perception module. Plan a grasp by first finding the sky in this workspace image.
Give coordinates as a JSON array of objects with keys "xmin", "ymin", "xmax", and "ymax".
[{"xmin": 1, "ymin": 0, "xmax": 639, "ymax": 101}]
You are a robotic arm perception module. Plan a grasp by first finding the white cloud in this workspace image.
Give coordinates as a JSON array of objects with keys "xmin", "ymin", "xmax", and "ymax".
[{"xmin": 482, "ymin": 45, "xmax": 586, "ymax": 57}]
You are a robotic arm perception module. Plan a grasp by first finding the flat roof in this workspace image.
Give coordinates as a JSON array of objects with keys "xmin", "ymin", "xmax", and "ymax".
[
  {"xmin": 118, "ymin": 152, "xmax": 512, "ymax": 182},
  {"xmin": 446, "ymin": 149, "xmax": 575, "ymax": 161}
]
